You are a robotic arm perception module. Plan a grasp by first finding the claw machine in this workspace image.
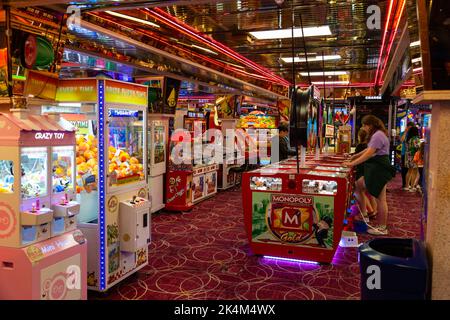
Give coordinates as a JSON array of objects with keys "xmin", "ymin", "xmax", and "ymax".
[
  {"xmin": 54, "ymin": 78, "xmax": 150, "ymax": 291},
  {"xmin": 0, "ymin": 109, "xmax": 87, "ymax": 300},
  {"xmin": 165, "ymin": 132, "xmax": 194, "ymax": 212}
]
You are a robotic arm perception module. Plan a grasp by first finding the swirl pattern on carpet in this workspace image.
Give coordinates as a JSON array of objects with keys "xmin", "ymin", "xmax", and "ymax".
[{"xmin": 90, "ymin": 176, "xmax": 422, "ymax": 300}]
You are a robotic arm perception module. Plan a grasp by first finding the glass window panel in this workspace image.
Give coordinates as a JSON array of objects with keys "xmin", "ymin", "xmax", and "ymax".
[
  {"xmin": 52, "ymin": 146, "xmax": 75, "ymax": 194},
  {"xmin": 0, "ymin": 160, "xmax": 14, "ymax": 194},
  {"xmin": 108, "ymin": 108, "xmax": 145, "ymax": 187},
  {"xmin": 21, "ymin": 147, "xmax": 48, "ymax": 199}
]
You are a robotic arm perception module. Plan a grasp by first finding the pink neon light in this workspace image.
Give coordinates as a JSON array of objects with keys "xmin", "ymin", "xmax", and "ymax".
[
  {"xmin": 374, "ymin": 0, "xmax": 395, "ymax": 86},
  {"xmin": 88, "ymin": 12, "xmax": 283, "ymax": 85},
  {"xmin": 378, "ymin": 0, "xmax": 406, "ymax": 85},
  {"xmin": 263, "ymin": 256, "xmax": 320, "ymax": 265},
  {"xmin": 145, "ymin": 8, "xmax": 291, "ymax": 86}
]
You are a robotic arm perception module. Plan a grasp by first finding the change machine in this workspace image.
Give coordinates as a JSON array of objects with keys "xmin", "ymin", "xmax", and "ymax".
[
  {"xmin": 54, "ymin": 78, "xmax": 150, "ymax": 291},
  {"xmin": 148, "ymin": 114, "xmax": 171, "ymax": 213},
  {"xmin": 0, "ymin": 109, "xmax": 87, "ymax": 300}
]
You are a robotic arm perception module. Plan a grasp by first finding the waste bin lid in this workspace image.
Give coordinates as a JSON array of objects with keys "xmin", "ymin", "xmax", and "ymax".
[{"xmin": 359, "ymin": 238, "xmax": 428, "ymax": 270}]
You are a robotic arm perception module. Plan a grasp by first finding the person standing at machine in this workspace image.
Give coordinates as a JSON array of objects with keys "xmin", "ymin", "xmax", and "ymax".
[
  {"xmin": 350, "ymin": 128, "xmax": 377, "ymax": 219},
  {"xmin": 413, "ymin": 141, "xmax": 425, "ymax": 193},
  {"xmin": 400, "ymin": 122, "xmax": 415, "ymax": 190},
  {"xmin": 405, "ymin": 125, "xmax": 421, "ymax": 192},
  {"xmin": 344, "ymin": 115, "xmax": 396, "ymax": 235},
  {"xmin": 272, "ymin": 123, "xmax": 297, "ymax": 162}
]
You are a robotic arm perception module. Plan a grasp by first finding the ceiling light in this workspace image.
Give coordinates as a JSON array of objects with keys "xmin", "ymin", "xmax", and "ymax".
[
  {"xmin": 410, "ymin": 40, "xmax": 420, "ymax": 47},
  {"xmin": 300, "ymin": 71, "xmax": 348, "ymax": 76},
  {"xmin": 106, "ymin": 11, "xmax": 160, "ymax": 28},
  {"xmin": 412, "ymin": 57, "xmax": 421, "ymax": 64},
  {"xmin": 311, "ymin": 80, "xmax": 349, "ymax": 85},
  {"xmin": 282, "ymin": 55, "xmax": 341, "ymax": 63},
  {"xmin": 191, "ymin": 44, "xmax": 218, "ymax": 55},
  {"xmin": 249, "ymin": 26, "xmax": 332, "ymax": 40}
]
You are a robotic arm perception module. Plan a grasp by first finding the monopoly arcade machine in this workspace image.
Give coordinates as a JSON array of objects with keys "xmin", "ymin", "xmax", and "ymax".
[
  {"xmin": 0, "ymin": 109, "xmax": 87, "ymax": 300},
  {"xmin": 242, "ymin": 85, "xmax": 353, "ymax": 263},
  {"xmin": 242, "ymin": 156, "xmax": 353, "ymax": 264},
  {"xmin": 55, "ymin": 79, "xmax": 151, "ymax": 291}
]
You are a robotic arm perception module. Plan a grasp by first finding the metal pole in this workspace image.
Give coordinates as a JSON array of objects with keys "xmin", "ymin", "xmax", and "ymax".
[{"xmin": 290, "ymin": 4, "xmax": 300, "ymax": 174}]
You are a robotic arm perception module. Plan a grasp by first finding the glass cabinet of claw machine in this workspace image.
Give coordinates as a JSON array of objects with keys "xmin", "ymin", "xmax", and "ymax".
[
  {"xmin": 107, "ymin": 108, "xmax": 145, "ymax": 187},
  {"xmin": 20, "ymin": 147, "xmax": 52, "ymax": 245},
  {"xmin": 50, "ymin": 145, "xmax": 79, "ymax": 237}
]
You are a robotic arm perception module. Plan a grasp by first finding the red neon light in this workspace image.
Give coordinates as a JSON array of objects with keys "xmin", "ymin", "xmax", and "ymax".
[
  {"xmin": 297, "ymin": 82, "xmax": 375, "ymax": 88},
  {"xmin": 374, "ymin": 0, "xmax": 395, "ymax": 86},
  {"xmin": 144, "ymin": 8, "xmax": 291, "ymax": 86},
  {"xmin": 378, "ymin": 0, "xmax": 406, "ymax": 85},
  {"xmin": 88, "ymin": 12, "xmax": 282, "ymax": 85}
]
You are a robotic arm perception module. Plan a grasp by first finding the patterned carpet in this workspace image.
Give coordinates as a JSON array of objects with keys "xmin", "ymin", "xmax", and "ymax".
[{"xmin": 90, "ymin": 176, "xmax": 423, "ymax": 300}]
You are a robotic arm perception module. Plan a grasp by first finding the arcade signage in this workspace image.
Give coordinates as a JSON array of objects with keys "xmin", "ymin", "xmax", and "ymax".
[
  {"xmin": 271, "ymin": 194, "xmax": 313, "ymax": 205},
  {"xmin": 56, "ymin": 79, "xmax": 98, "ymax": 103},
  {"xmin": 105, "ymin": 80, "xmax": 147, "ymax": 106},
  {"xmin": 34, "ymin": 132, "xmax": 65, "ymax": 140},
  {"xmin": 108, "ymin": 109, "xmax": 139, "ymax": 118},
  {"xmin": 21, "ymin": 130, "xmax": 75, "ymax": 146},
  {"xmin": 24, "ymin": 70, "xmax": 58, "ymax": 100}
]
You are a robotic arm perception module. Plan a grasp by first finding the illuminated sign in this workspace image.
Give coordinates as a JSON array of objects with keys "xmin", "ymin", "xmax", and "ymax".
[
  {"xmin": 108, "ymin": 109, "xmax": 139, "ymax": 117},
  {"xmin": 34, "ymin": 132, "xmax": 65, "ymax": 140},
  {"xmin": 24, "ymin": 70, "xmax": 58, "ymax": 100},
  {"xmin": 104, "ymin": 80, "xmax": 148, "ymax": 106},
  {"xmin": 56, "ymin": 79, "xmax": 98, "ymax": 102},
  {"xmin": 272, "ymin": 194, "xmax": 313, "ymax": 205}
]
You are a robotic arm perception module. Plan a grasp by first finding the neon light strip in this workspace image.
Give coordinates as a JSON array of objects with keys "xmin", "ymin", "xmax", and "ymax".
[
  {"xmin": 378, "ymin": 0, "xmax": 406, "ymax": 85},
  {"xmin": 144, "ymin": 8, "xmax": 291, "ymax": 86},
  {"xmin": 87, "ymin": 13, "xmax": 284, "ymax": 85},
  {"xmin": 98, "ymin": 80, "xmax": 106, "ymax": 291},
  {"xmin": 374, "ymin": 0, "xmax": 395, "ymax": 86},
  {"xmin": 263, "ymin": 256, "xmax": 320, "ymax": 265}
]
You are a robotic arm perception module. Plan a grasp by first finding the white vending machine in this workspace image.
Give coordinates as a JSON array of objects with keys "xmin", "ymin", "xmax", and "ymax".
[{"xmin": 148, "ymin": 114, "xmax": 172, "ymax": 213}]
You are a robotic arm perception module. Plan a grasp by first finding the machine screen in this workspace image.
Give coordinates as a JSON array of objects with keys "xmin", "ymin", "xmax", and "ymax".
[
  {"xmin": 250, "ymin": 176, "xmax": 282, "ymax": 191},
  {"xmin": 153, "ymin": 125, "xmax": 165, "ymax": 164},
  {"xmin": 302, "ymin": 179, "xmax": 338, "ymax": 195}
]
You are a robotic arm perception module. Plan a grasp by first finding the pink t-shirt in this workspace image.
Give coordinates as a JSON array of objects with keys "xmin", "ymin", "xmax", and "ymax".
[{"xmin": 368, "ymin": 130, "xmax": 390, "ymax": 156}]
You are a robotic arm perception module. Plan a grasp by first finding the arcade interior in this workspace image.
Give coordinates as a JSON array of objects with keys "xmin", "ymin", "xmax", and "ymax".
[{"xmin": 0, "ymin": 0, "xmax": 448, "ymax": 302}]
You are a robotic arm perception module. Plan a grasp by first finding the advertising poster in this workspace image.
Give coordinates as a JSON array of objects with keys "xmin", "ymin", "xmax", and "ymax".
[
  {"xmin": 153, "ymin": 125, "xmax": 165, "ymax": 164},
  {"xmin": 163, "ymin": 77, "xmax": 181, "ymax": 114},
  {"xmin": 252, "ymin": 193, "xmax": 334, "ymax": 249},
  {"xmin": 277, "ymin": 99, "xmax": 290, "ymax": 122},
  {"xmin": 217, "ymin": 95, "xmax": 237, "ymax": 119}
]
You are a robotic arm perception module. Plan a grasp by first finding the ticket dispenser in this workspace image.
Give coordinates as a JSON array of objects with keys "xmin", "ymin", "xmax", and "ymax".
[
  {"xmin": 51, "ymin": 200, "xmax": 81, "ymax": 237},
  {"xmin": 119, "ymin": 196, "xmax": 151, "ymax": 252},
  {"xmin": 21, "ymin": 207, "xmax": 54, "ymax": 245}
]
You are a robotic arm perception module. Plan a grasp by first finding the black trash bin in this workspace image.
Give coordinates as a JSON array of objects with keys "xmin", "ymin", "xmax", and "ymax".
[{"xmin": 359, "ymin": 238, "xmax": 429, "ymax": 300}]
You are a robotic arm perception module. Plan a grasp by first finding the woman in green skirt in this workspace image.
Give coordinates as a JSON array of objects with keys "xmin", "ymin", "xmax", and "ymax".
[{"xmin": 344, "ymin": 115, "xmax": 396, "ymax": 235}]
